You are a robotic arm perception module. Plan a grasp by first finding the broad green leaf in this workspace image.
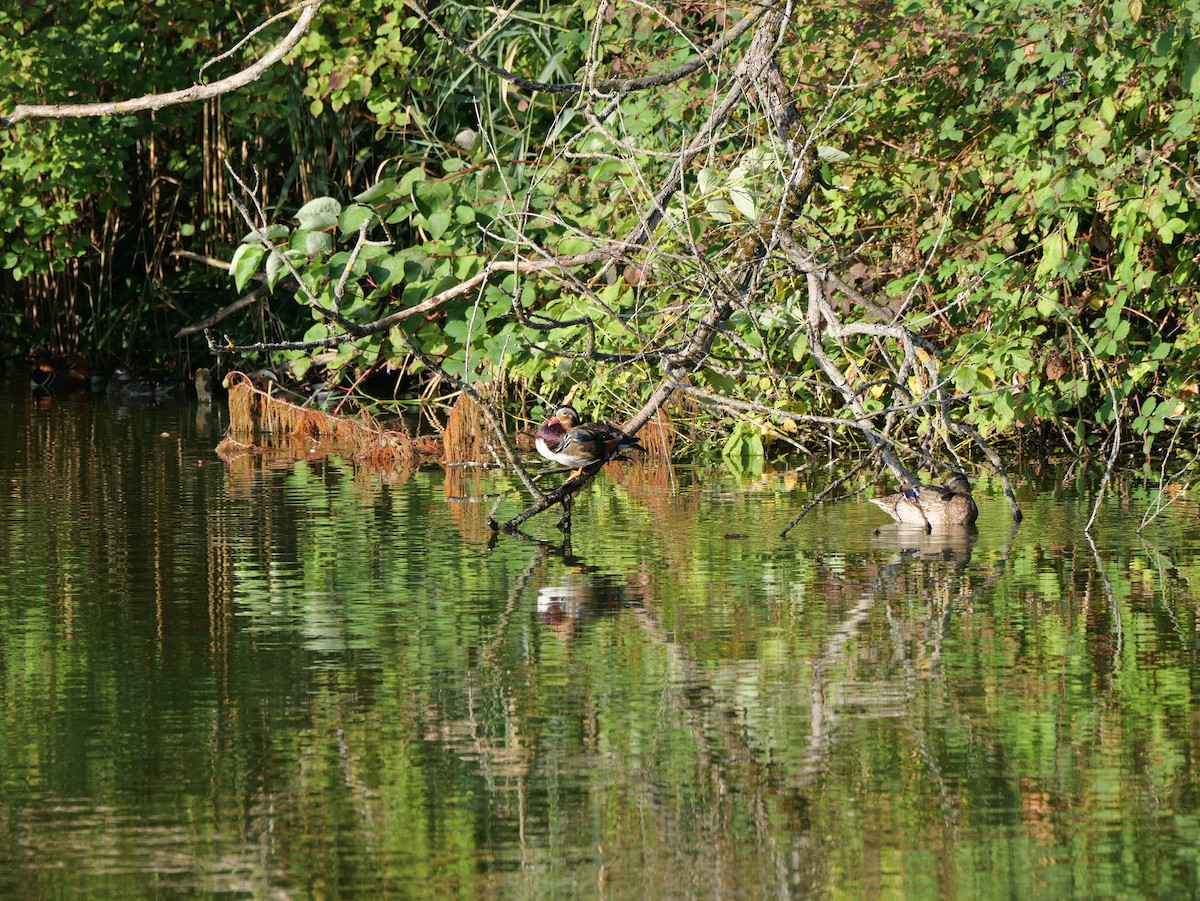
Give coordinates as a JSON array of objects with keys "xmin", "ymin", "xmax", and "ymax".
[
  {"xmin": 339, "ymin": 205, "xmax": 376, "ymax": 236},
  {"xmin": 1105, "ymin": 300, "xmax": 1125, "ymax": 331},
  {"xmin": 1158, "ymin": 217, "xmax": 1187, "ymax": 243},
  {"xmin": 412, "ymin": 180, "xmax": 452, "ymax": 217},
  {"xmin": 241, "ymin": 224, "xmax": 290, "ymax": 245},
  {"xmin": 730, "ymin": 187, "xmax": 757, "ymax": 222},
  {"xmin": 1184, "ymin": 43, "xmax": 1200, "ymax": 98},
  {"xmin": 706, "ymin": 195, "xmax": 731, "ymax": 223},
  {"xmin": 398, "ymin": 167, "xmax": 427, "ymax": 194},
  {"xmin": 353, "ymin": 178, "xmax": 397, "ymax": 204},
  {"xmin": 305, "ymin": 231, "xmax": 333, "ymax": 257},
  {"xmin": 1099, "ymin": 96, "xmax": 1117, "ymax": 126},
  {"xmin": 265, "ymin": 250, "xmax": 305, "ymax": 291},
  {"xmin": 296, "ymin": 197, "xmax": 342, "ymax": 228},
  {"xmin": 817, "ymin": 145, "xmax": 850, "ymax": 163},
  {"xmin": 421, "ymin": 207, "xmax": 453, "ymax": 240},
  {"xmin": 265, "ymin": 250, "xmax": 287, "ymax": 290},
  {"xmin": 229, "ymin": 243, "xmax": 265, "ymax": 291}
]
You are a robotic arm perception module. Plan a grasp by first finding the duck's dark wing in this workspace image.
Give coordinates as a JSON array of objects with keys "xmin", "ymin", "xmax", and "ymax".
[
  {"xmin": 571, "ymin": 422, "xmax": 642, "ymax": 458},
  {"xmin": 569, "ymin": 422, "xmax": 620, "ymax": 443}
]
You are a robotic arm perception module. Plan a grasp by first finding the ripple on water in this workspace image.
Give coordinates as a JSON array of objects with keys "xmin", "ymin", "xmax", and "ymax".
[{"xmin": 4, "ymin": 380, "xmax": 1200, "ymax": 899}]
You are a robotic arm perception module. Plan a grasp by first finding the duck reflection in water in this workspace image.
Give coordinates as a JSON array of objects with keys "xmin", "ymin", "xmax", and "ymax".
[
  {"xmin": 537, "ymin": 574, "xmax": 630, "ymax": 640},
  {"xmin": 870, "ymin": 521, "xmax": 977, "ymax": 566}
]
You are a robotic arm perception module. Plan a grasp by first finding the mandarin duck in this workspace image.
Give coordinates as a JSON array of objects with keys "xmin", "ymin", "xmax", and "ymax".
[
  {"xmin": 870, "ymin": 472, "xmax": 979, "ymax": 528},
  {"xmin": 535, "ymin": 404, "xmax": 642, "ymax": 478},
  {"xmin": 28, "ymin": 349, "xmax": 91, "ymax": 393}
]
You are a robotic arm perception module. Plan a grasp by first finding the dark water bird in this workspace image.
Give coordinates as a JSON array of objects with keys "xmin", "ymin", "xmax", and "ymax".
[
  {"xmin": 106, "ymin": 366, "xmax": 176, "ymax": 402},
  {"xmin": 250, "ymin": 369, "xmax": 310, "ymax": 405},
  {"xmin": 535, "ymin": 404, "xmax": 642, "ymax": 478},
  {"xmin": 28, "ymin": 349, "xmax": 91, "ymax": 393},
  {"xmin": 869, "ymin": 472, "xmax": 979, "ymax": 527}
]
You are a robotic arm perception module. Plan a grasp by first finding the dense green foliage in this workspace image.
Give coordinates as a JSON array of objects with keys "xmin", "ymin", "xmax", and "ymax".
[
  {"xmin": 0, "ymin": 1, "xmax": 377, "ymax": 359},
  {"xmin": 793, "ymin": 0, "xmax": 1200, "ymax": 454},
  {"xmin": 2, "ymin": 0, "xmax": 1197, "ymax": 459}
]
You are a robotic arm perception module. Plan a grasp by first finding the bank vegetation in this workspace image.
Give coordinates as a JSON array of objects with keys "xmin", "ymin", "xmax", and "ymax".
[{"xmin": 2, "ymin": 0, "xmax": 1197, "ymax": 484}]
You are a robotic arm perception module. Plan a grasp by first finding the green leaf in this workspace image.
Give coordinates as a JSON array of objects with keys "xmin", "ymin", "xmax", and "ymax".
[
  {"xmin": 242, "ymin": 224, "xmax": 290, "ymax": 245},
  {"xmin": 422, "ymin": 207, "xmax": 453, "ymax": 240},
  {"xmin": 296, "ymin": 197, "xmax": 342, "ymax": 230},
  {"xmin": 229, "ymin": 243, "xmax": 265, "ymax": 292},
  {"xmin": 1158, "ymin": 216, "xmax": 1188, "ymax": 243},
  {"xmin": 1036, "ymin": 294, "xmax": 1059, "ymax": 317},
  {"xmin": 398, "ymin": 167, "xmax": 427, "ymax": 195},
  {"xmin": 305, "ymin": 230, "xmax": 333, "ymax": 257},
  {"xmin": 1149, "ymin": 335, "xmax": 1172, "ymax": 359},
  {"xmin": 412, "ymin": 180, "xmax": 452, "ymax": 216},
  {"xmin": 722, "ymin": 421, "xmax": 764, "ymax": 460},
  {"xmin": 1184, "ymin": 43, "xmax": 1200, "ymax": 99},
  {"xmin": 730, "ymin": 187, "xmax": 757, "ymax": 222},
  {"xmin": 265, "ymin": 249, "xmax": 288, "ymax": 290},
  {"xmin": 817, "ymin": 145, "xmax": 850, "ymax": 163},
  {"xmin": 1099, "ymin": 96, "xmax": 1117, "ymax": 126},
  {"xmin": 339, "ymin": 205, "xmax": 376, "ymax": 236},
  {"xmin": 353, "ymin": 178, "xmax": 397, "ymax": 204},
  {"xmin": 954, "ymin": 366, "xmax": 979, "ymax": 393},
  {"xmin": 303, "ymin": 322, "xmax": 330, "ymax": 343},
  {"xmin": 1104, "ymin": 301, "xmax": 1124, "ymax": 331},
  {"xmin": 696, "ymin": 168, "xmax": 720, "ymax": 196}
]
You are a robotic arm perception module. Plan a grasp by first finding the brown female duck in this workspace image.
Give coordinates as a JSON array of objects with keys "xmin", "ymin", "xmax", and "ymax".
[{"xmin": 870, "ymin": 472, "xmax": 979, "ymax": 527}]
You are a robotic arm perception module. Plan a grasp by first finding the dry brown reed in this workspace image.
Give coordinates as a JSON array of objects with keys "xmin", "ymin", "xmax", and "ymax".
[
  {"xmin": 443, "ymin": 390, "xmax": 497, "ymax": 465},
  {"xmin": 219, "ymin": 370, "xmax": 419, "ymax": 469},
  {"xmin": 636, "ymin": 405, "xmax": 678, "ymax": 459}
]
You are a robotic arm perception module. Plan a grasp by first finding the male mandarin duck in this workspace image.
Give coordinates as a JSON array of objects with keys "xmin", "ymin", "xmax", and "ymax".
[
  {"xmin": 535, "ymin": 404, "xmax": 642, "ymax": 478},
  {"xmin": 870, "ymin": 472, "xmax": 979, "ymax": 528},
  {"xmin": 28, "ymin": 349, "xmax": 91, "ymax": 392}
]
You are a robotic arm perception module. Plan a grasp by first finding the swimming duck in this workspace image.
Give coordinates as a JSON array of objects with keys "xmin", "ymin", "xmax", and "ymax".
[
  {"xmin": 870, "ymin": 472, "xmax": 979, "ymax": 528},
  {"xmin": 28, "ymin": 350, "xmax": 91, "ymax": 393},
  {"xmin": 535, "ymin": 404, "xmax": 642, "ymax": 478},
  {"xmin": 106, "ymin": 367, "xmax": 176, "ymax": 402}
]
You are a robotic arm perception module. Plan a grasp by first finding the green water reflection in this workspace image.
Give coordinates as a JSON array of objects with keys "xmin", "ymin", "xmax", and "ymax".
[{"xmin": 1, "ymin": 375, "xmax": 1199, "ymax": 899}]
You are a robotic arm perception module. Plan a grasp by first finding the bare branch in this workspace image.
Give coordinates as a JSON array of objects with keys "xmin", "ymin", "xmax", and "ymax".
[{"xmin": 1, "ymin": 1, "xmax": 324, "ymax": 127}]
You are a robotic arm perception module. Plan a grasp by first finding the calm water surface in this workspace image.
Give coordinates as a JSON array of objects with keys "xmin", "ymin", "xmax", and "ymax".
[{"xmin": 1, "ymin": 373, "xmax": 1199, "ymax": 899}]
